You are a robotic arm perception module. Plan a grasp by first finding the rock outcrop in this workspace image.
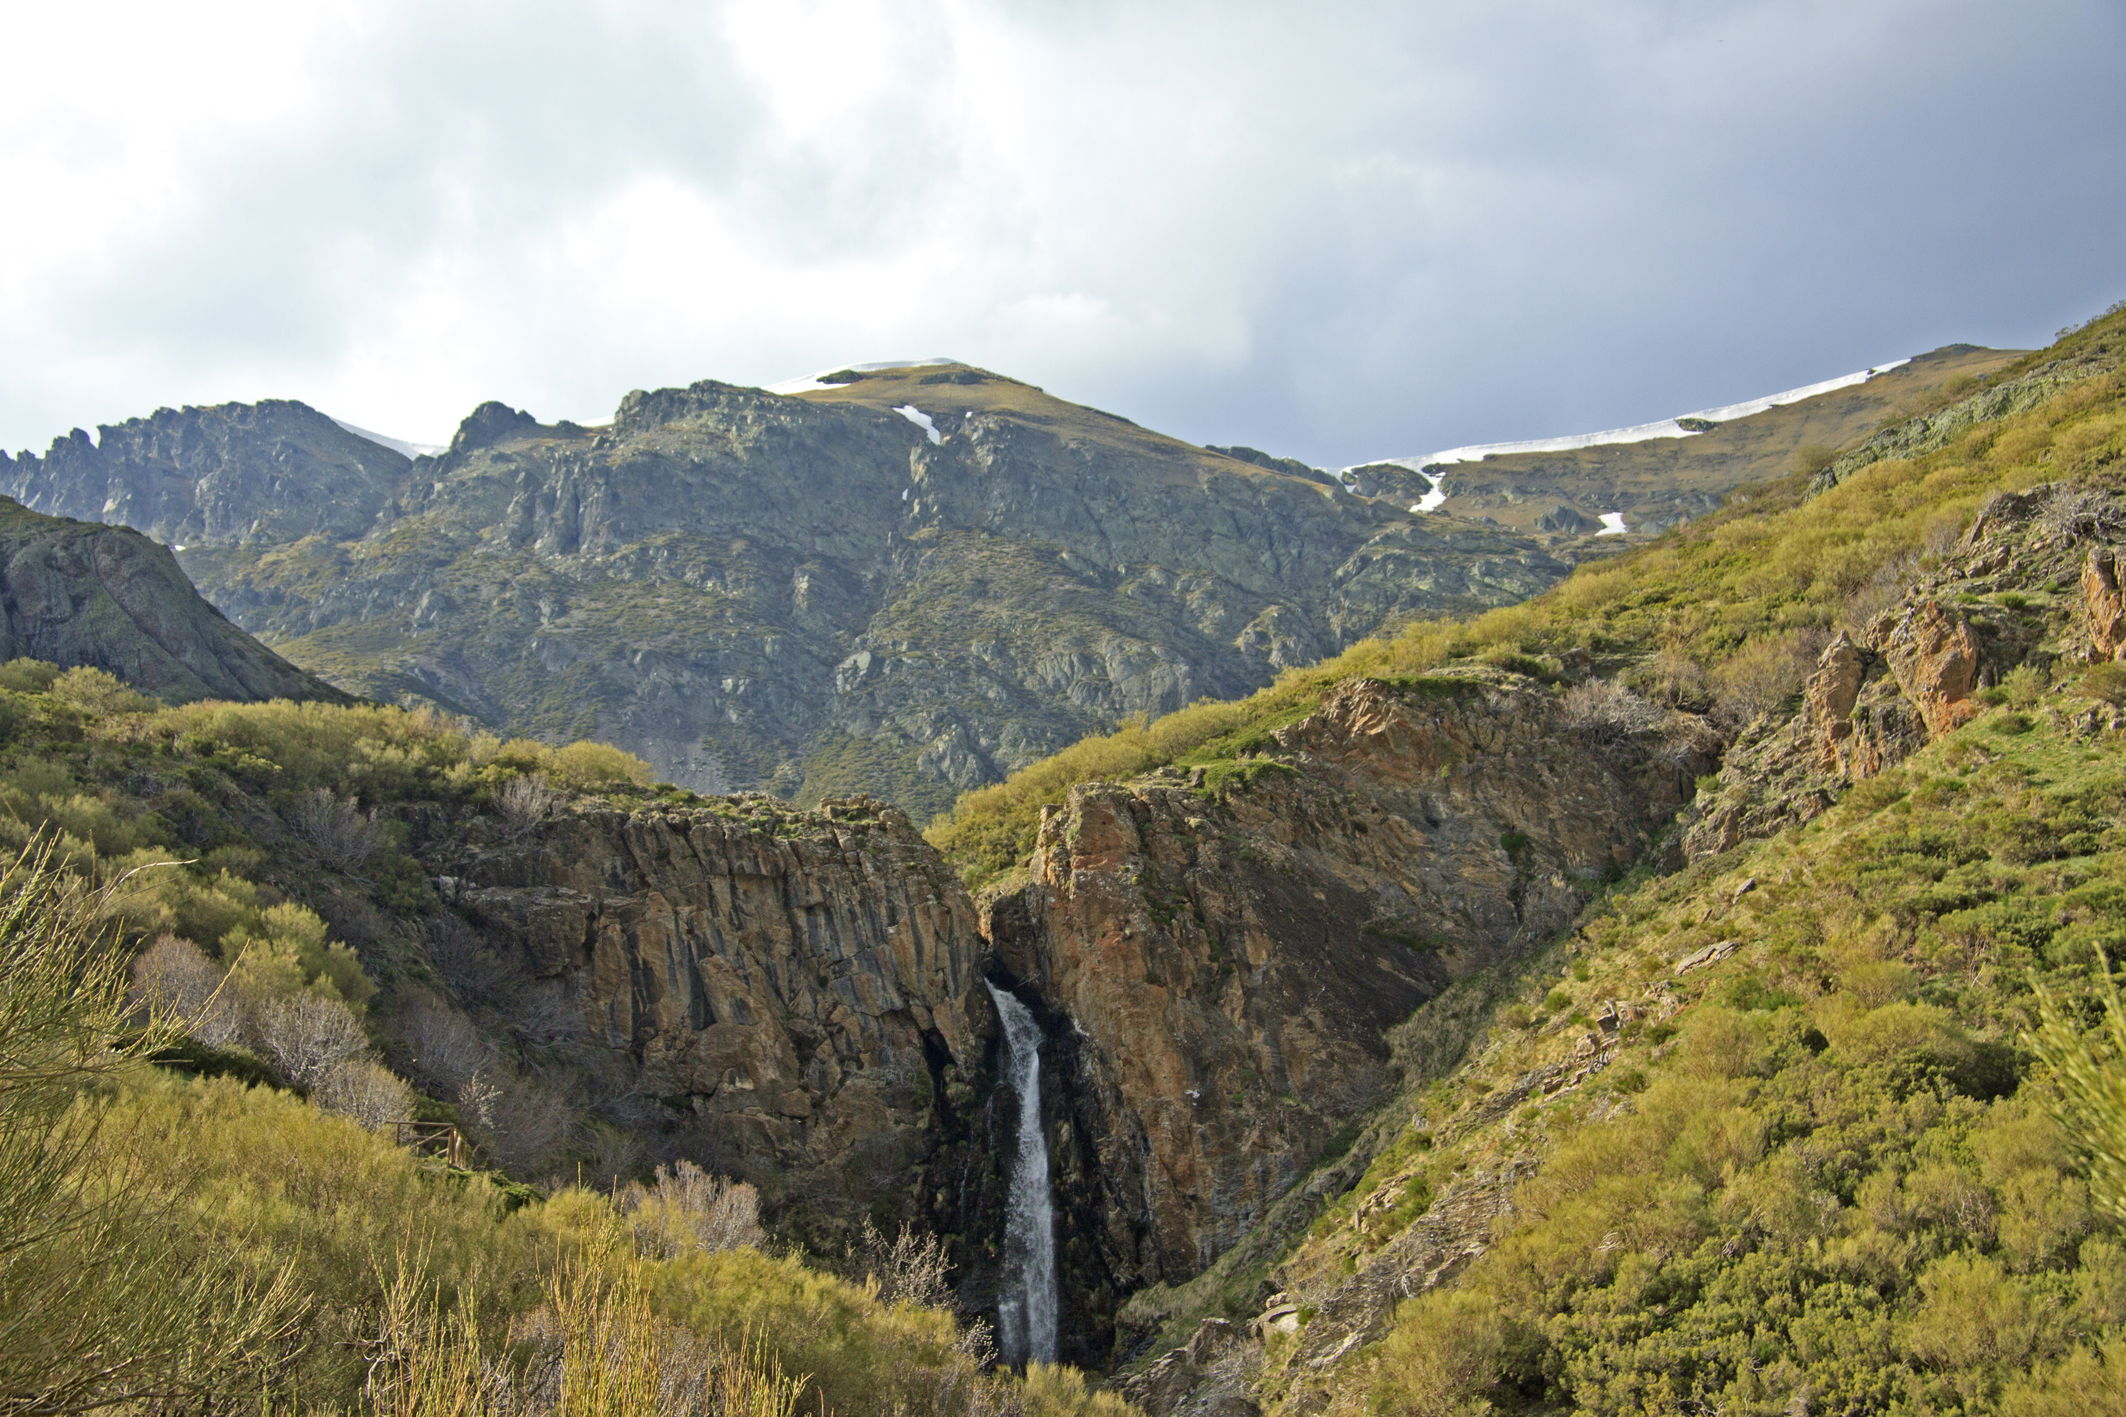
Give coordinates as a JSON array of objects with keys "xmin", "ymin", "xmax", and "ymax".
[
  {"xmin": 418, "ymin": 794, "xmax": 998, "ymax": 1238},
  {"xmin": 1687, "ymin": 482, "xmax": 2126, "ymax": 861},
  {"xmin": 2084, "ymin": 547, "xmax": 2126, "ymax": 659},
  {"xmin": 1876, "ymin": 599, "xmax": 1984, "ymax": 737},
  {"xmin": 0, "ymin": 497, "xmax": 346, "ymax": 704}
]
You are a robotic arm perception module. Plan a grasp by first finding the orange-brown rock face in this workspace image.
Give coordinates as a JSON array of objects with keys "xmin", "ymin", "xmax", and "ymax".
[
  {"xmin": 1874, "ymin": 599, "xmax": 1984, "ymax": 738},
  {"xmin": 2085, "ymin": 548, "xmax": 2126, "ymax": 659},
  {"xmin": 434, "ymin": 797, "xmax": 992, "ymax": 1232},
  {"xmin": 1800, "ymin": 630, "xmax": 1921, "ymax": 785},
  {"xmin": 1806, "ymin": 632, "xmax": 1871, "ymax": 776},
  {"xmin": 983, "ymin": 674, "xmax": 1714, "ymax": 1346}
]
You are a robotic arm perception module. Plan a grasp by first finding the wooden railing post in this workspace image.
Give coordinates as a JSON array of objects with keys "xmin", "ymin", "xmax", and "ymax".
[{"xmin": 387, "ymin": 1119, "xmax": 470, "ymax": 1169}]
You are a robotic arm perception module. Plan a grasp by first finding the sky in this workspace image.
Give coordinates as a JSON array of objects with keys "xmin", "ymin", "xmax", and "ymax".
[{"xmin": 2, "ymin": 0, "xmax": 2122, "ymax": 470}]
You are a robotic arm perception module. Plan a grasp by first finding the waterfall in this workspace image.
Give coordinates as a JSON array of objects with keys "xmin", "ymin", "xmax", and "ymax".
[{"xmin": 985, "ymin": 979, "xmax": 1059, "ymax": 1366}]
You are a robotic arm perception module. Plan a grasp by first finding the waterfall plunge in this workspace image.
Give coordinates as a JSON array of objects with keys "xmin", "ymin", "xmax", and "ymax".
[{"xmin": 986, "ymin": 980, "xmax": 1059, "ymax": 1366}]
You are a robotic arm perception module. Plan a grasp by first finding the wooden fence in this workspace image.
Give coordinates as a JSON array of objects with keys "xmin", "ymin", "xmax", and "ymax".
[{"xmin": 389, "ymin": 1120, "xmax": 471, "ymax": 1168}]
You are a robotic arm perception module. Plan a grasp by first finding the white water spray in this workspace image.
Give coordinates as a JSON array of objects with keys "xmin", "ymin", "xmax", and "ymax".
[{"xmin": 986, "ymin": 980, "xmax": 1059, "ymax": 1365}]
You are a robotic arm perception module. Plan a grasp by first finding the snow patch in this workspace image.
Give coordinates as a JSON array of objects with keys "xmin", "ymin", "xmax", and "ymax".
[
  {"xmin": 1413, "ymin": 470, "xmax": 1446, "ymax": 513},
  {"xmin": 1358, "ymin": 357, "xmax": 1913, "ymax": 483},
  {"xmin": 1597, "ymin": 513, "xmax": 1628, "ymax": 536},
  {"xmin": 765, "ymin": 357, "xmax": 961, "ymax": 395},
  {"xmin": 893, "ymin": 405, "xmax": 944, "ymax": 445},
  {"xmin": 1684, "ymin": 358, "xmax": 1910, "ymax": 424},
  {"xmin": 331, "ymin": 417, "xmax": 445, "ymax": 460}
]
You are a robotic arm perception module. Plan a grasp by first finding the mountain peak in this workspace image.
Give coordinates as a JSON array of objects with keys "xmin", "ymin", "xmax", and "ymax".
[
  {"xmin": 764, "ymin": 357, "xmax": 965, "ymax": 395},
  {"xmin": 448, "ymin": 400, "xmax": 541, "ymax": 454}
]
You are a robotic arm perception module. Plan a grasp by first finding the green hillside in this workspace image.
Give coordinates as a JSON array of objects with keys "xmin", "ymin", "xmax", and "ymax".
[
  {"xmin": 1276, "ymin": 682, "xmax": 2126, "ymax": 1414},
  {"xmin": 0, "ymin": 672, "xmax": 1133, "ymax": 1415}
]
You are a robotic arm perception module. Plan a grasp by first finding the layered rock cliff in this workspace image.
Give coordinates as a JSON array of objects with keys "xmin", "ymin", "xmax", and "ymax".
[{"xmin": 421, "ymin": 794, "xmax": 994, "ymax": 1227}]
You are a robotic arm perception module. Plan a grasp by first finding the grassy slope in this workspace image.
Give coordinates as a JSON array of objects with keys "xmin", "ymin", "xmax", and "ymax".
[
  {"xmin": 1432, "ymin": 344, "xmax": 2021, "ymax": 533},
  {"xmin": 1289, "ymin": 685, "xmax": 2126, "ymax": 1415},
  {"xmin": 928, "ymin": 314, "xmax": 2126, "ymax": 888}
]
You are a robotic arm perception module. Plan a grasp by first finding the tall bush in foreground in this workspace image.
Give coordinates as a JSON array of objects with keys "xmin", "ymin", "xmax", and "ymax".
[
  {"xmin": 0, "ymin": 841, "xmax": 298, "ymax": 1412},
  {"xmin": 366, "ymin": 1262, "xmax": 805, "ymax": 1417},
  {"xmin": 2030, "ymin": 952, "xmax": 2126, "ymax": 1222}
]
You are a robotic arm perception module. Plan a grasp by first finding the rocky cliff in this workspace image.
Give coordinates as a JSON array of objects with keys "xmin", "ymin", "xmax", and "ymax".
[
  {"xmin": 980, "ymin": 670, "xmax": 1719, "ymax": 1362},
  {"xmin": 2, "ymin": 369, "xmax": 1568, "ymax": 816},
  {"xmin": 420, "ymin": 793, "xmax": 996, "ymax": 1231},
  {"xmin": 0, "ymin": 496, "xmax": 345, "ymax": 703}
]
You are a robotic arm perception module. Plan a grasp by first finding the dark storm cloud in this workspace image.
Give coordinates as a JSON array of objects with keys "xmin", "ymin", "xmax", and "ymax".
[
  {"xmin": 1, "ymin": 0, "xmax": 2120, "ymax": 467},
  {"xmin": 1045, "ymin": 0, "xmax": 2126, "ymax": 464}
]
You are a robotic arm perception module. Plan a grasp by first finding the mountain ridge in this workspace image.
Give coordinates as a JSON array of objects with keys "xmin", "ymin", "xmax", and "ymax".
[
  {"xmin": 0, "ymin": 349, "xmax": 2013, "ymax": 820},
  {"xmin": 0, "ymin": 365, "xmax": 1571, "ymax": 816}
]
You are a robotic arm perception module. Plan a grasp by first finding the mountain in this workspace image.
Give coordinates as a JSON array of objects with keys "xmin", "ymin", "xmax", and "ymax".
[
  {"xmin": 0, "ymin": 349, "xmax": 2003, "ymax": 822},
  {"xmin": 0, "ymin": 496, "xmax": 344, "ymax": 704},
  {"xmin": 3, "ymin": 307, "xmax": 2120, "ymax": 1411},
  {"xmin": 1, "ymin": 369, "xmax": 1571, "ymax": 818}
]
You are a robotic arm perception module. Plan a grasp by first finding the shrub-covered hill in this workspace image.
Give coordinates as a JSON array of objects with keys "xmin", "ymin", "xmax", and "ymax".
[
  {"xmin": 908, "ymin": 302, "xmax": 2126, "ymax": 1412},
  {"xmin": 5, "ymin": 976, "xmax": 1134, "ymax": 1414},
  {"xmin": 1257, "ymin": 680, "xmax": 2126, "ymax": 1415}
]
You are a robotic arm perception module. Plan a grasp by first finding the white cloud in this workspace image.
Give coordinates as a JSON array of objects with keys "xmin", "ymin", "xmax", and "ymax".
[{"xmin": 0, "ymin": 0, "xmax": 2120, "ymax": 464}]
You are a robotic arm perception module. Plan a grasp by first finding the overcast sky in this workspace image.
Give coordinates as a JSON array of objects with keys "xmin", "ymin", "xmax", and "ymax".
[{"xmin": 3, "ymin": 0, "xmax": 2121, "ymax": 469}]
